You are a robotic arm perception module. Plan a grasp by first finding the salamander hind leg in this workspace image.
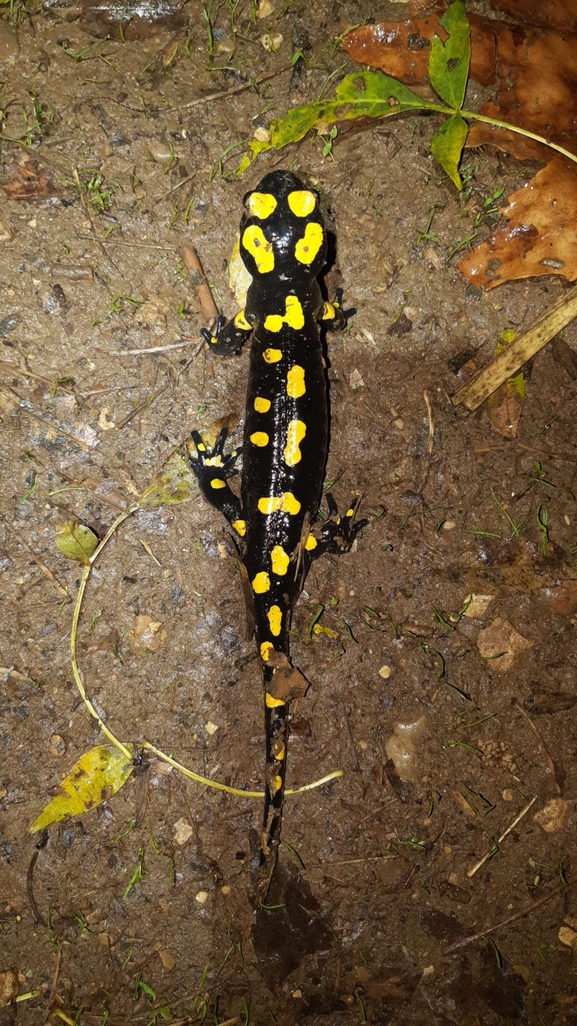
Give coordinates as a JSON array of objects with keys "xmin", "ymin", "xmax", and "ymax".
[
  {"xmin": 307, "ymin": 492, "xmax": 367, "ymax": 558},
  {"xmin": 189, "ymin": 428, "xmax": 246, "ymax": 537}
]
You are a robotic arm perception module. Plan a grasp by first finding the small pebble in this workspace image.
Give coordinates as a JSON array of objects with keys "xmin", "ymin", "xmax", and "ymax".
[
  {"xmin": 253, "ymin": 126, "xmax": 271, "ymax": 143},
  {"xmin": 148, "ymin": 140, "xmax": 174, "ymax": 164},
  {"xmin": 50, "ymin": 734, "xmax": 66, "ymax": 757},
  {"xmin": 378, "ymin": 665, "xmax": 391, "ymax": 679},
  {"xmin": 261, "ymin": 31, "xmax": 283, "ymax": 50}
]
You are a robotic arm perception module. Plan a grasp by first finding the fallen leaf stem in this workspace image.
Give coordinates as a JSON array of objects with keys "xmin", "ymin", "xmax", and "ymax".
[{"xmin": 69, "ymin": 501, "xmax": 345, "ymax": 800}]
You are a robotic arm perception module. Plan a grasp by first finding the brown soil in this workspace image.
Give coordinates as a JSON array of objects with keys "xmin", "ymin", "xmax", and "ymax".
[{"xmin": 1, "ymin": 2, "xmax": 576, "ymax": 1024}]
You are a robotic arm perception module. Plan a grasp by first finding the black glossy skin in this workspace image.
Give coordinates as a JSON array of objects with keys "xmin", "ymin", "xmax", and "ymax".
[{"xmin": 190, "ymin": 171, "xmax": 361, "ymax": 884}]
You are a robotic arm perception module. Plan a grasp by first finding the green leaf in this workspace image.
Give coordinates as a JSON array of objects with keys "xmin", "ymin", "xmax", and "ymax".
[
  {"xmin": 429, "ymin": 1, "xmax": 471, "ymax": 110},
  {"xmin": 238, "ymin": 71, "xmax": 433, "ymax": 172},
  {"xmin": 430, "ymin": 113, "xmax": 469, "ymax": 189},
  {"xmin": 139, "ymin": 454, "xmax": 195, "ymax": 509},
  {"xmin": 56, "ymin": 520, "xmax": 99, "ymax": 564},
  {"xmin": 30, "ymin": 746, "xmax": 134, "ymax": 832}
]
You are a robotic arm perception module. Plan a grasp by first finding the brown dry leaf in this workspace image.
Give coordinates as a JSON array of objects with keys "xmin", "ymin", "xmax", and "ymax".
[
  {"xmin": 484, "ymin": 334, "xmax": 525, "ymax": 438},
  {"xmin": 546, "ymin": 579, "xmax": 577, "ymax": 617},
  {"xmin": 409, "ymin": 0, "xmax": 440, "ymax": 15},
  {"xmin": 340, "ymin": 13, "xmax": 496, "ymax": 88},
  {"xmin": 525, "ymin": 692, "xmax": 577, "ymax": 715},
  {"xmin": 266, "ymin": 652, "xmax": 309, "ymax": 703},
  {"xmin": 1, "ymin": 157, "xmax": 58, "ymax": 202},
  {"xmin": 491, "ymin": 0, "xmax": 577, "ymax": 37},
  {"xmin": 467, "ymin": 24, "xmax": 577, "ymax": 161},
  {"xmin": 484, "ymin": 376, "xmax": 524, "ymax": 438},
  {"xmin": 0, "ymin": 970, "xmax": 19, "ymax": 1008},
  {"xmin": 458, "ymin": 159, "xmax": 577, "ymax": 289},
  {"xmin": 476, "ymin": 616, "xmax": 533, "ymax": 672},
  {"xmin": 130, "ymin": 614, "xmax": 167, "ymax": 654}
]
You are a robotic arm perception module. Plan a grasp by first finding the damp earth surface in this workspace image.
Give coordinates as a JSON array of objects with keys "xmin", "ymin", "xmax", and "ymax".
[{"xmin": 1, "ymin": 1, "xmax": 577, "ymax": 1023}]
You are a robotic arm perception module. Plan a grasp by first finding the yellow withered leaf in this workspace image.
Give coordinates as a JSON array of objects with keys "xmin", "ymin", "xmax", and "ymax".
[
  {"xmin": 56, "ymin": 520, "xmax": 99, "ymax": 564},
  {"xmin": 29, "ymin": 746, "xmax": 134, "ymax": 833},
  {"xmin": 139, "ymin": 454, "xmax": 195, "ymax": 509}
]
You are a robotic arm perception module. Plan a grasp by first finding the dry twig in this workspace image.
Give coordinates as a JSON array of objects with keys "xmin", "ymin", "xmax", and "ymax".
[
  {"xmin": 467, "ymin": 795, "xmax": 537, "ymax": 878},
  {"xmin": 452, "ymin": 284, "xmax": 577, "ymax": 411},
  {"xmin": 182, "ymin": 244, "xmax": 219, "ymax": 324}
]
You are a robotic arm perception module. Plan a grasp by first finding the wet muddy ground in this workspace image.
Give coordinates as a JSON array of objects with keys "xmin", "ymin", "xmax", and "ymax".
[{"xmin": 1, "ymin": 1, "xmax": 577, "ymax": 1023}]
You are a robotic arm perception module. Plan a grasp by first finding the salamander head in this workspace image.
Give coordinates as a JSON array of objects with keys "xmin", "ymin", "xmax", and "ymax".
[{"xmin": 239, "ymin": 170, "xmax": 327, "ymax": 283}]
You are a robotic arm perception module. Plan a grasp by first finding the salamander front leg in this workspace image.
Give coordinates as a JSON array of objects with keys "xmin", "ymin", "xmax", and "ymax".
[
  {"xmin": 188, "ymin": 428, "xmax": 247, "ymax": 539},
  {"xmin": 201, "ymin": 308, "xmax": 254, "ymax": 357}
]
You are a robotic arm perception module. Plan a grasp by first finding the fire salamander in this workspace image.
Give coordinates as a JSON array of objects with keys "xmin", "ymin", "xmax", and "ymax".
[{"xmin": 189, "ymin": 170, "xmax": 365, "ymax": 896}]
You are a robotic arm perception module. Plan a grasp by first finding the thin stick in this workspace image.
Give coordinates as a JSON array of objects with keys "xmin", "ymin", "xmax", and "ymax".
[
  {"xmin": 153, "ymin": 173, "xmax": 195, "ymax": 204},
  {"xmin": 451, "ymin": 284, "xmax": 577, "ymax": 411},
  {"xmin": 110, "ymin": 338, "xmax": 202, "ymax": 356},
  {"xmin": 423, "ymin": 388, "xmax": 434, "ymax": 456},
  {"xmin": 43, "ymin": 948, "xmax": 62, "ymax": 1025},
  {"xmin": 514, "ymin": 702, "xmax": 561, "ymax": 795},
  {"xmin": 467, "ymin": 795, "xmax": 537, "ymax": 878},
  {"xmin": 5, "ymin": 522, "xmax": 70, "ymax": 600},
  {"xmin": 116, "ymin": 383, "xmax": 169, "ymax": 430},
  {"xmin": 174, "ymin": 65, "xmax": 293, "ymax": 112},
  {"xmin": 445, "ymin": 873, "xmax": 576, "ymax": 953},
  {"xmin": 182, "ymin": 244, "xmax": 219, "ymax": 323},
  {"xmin": 417, "ymin": 387, "xmax": 435, "ymax": 491},
  {"xmin": 68, "ymin": 503, "xmax": 345, "ymax": 801}
]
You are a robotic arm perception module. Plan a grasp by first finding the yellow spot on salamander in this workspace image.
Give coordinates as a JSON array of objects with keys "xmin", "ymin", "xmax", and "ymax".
[
  {"xmin": 284, "ymin": 419, "xmax": 306, "ymax": 467},
  {"xmin": 258, "ymin": 492, "xmax": 301, "ymax": 516},
  {"xmin": 270, "ymin": 774, "xmax": 283, "ymax": 793},
  {"xmin": 247, "ymin": 191, "xmax": 277, "ymax": 219},
  {"xmin": 254, "ymin": 396, "xmax": 271, "ymax": 413},
  {"xmin": 252, "ymin": 571, "xmax": 271, "ymax": 593},
  {"xmin": 234, "ymin": 310, "xmax": 252, "ymax": 331},
  {"xmin": 232, "ymin": 519, "xmax": 246, "ymax": 537},
  {"xmin": 265, "ymin": 692, "xmax": 286, "ymax": 708},
  {"xmin": 274, "ymin": 744, "xmax": 285, "ymax": 761},
  {"xmin": 346, "ymin": 508, "xmax": 355, "ymax": 517},
  {"xmin": 304, "ymin": 534, "xmax": 318, "ymax": 551},
  {"xmin": 284, "ymin": 295, "xmax": 305, "ymax": 330},
  {"xmin": 204, "ymin": 455, "xmax": 223, "ymax": 467},
  {"xmin": 250, "ymin": 431, "xmax": 269, "ymax": 447},
  {"xmin": 210, "ymin": 478, "xmax": 226, "ymax": 489},
  {"xmin": 260, "ymin": 641, "xmax": 274, "ymax": 661},
  {"xmin": 196, "ymin": 442, "xmax": 206, "ymax": 451},
  {"xmin": 287, "ymin": 364, "xmax": 306, "ymax": 398},
  {"xmin": 287, "ymin": 189, "xmax": 316, "ymax": 217},
  {"xmin": 264, "ymin": 295, "xmax": 305, "ymax": 333},
  {"xmin": 271, "ymin": 545, "xmax": 290, "ymax": 576},
  {"xmin": 263, "ymin": 347, "xmax": 282, "ymax": 363},
  {"xmin": 268, "ymin": 604, "xmax": 282, "ymax": 636},
  {"xmin": 295, "ymin": 222, "xmax": 324, "ymax": 265},
  {"xmin": 242, "ymin": 224, "xmax": 275, "ymax": 274},
  {"xmin": 322, "ymin": 302, "xmax": 336, "ymax": 320}
]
